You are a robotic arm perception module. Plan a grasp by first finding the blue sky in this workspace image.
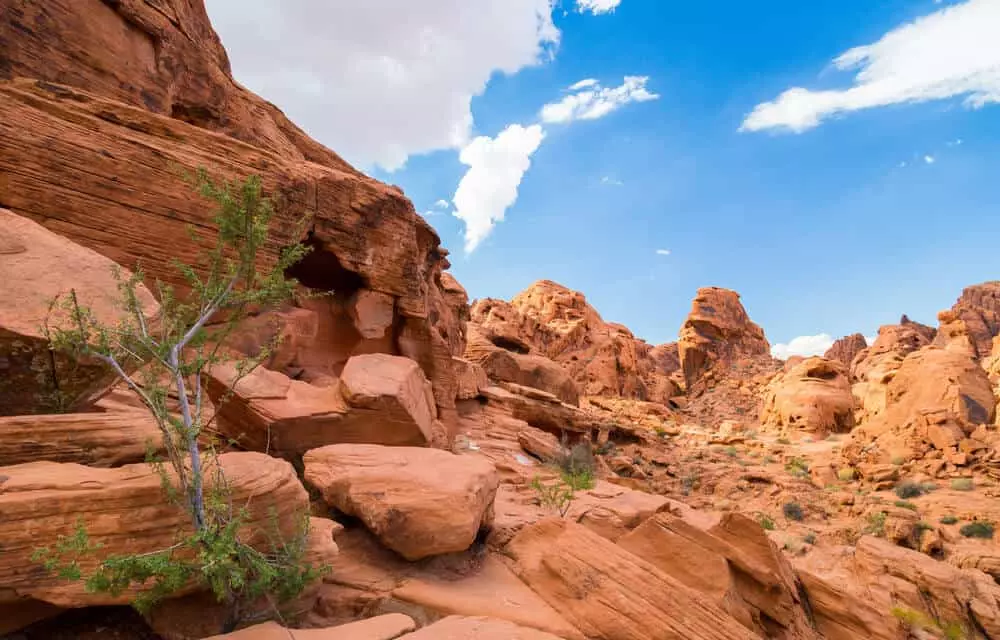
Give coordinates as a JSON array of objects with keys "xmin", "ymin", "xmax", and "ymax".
[{"xmin": 206, "ymin": 0, "xmax": 1000, "ymax": 355}]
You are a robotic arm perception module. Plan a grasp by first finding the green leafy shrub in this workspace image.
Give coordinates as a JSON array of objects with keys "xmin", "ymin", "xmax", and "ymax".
[
  {"xmin": 530, "ymin": 476, "xmax": 575, "ymax": 517},
  {"xmin": 784, "ymin": 457, "xmax": 810, "ymax": 479},
  {"xmin": 959, "ymin": 522, "xmax": 994, "ymax": 539},
  {"xmin": 940, "ymin": 515, "xmax": 959, "ymax": 525},
  {"xmin": 756, "ymin": 513, "xmax": 776, "ymax": 531},
  {"xmin": 951, "ymin": 477, "xmax": 974, "ymax": 491},
  {"xmin": 894, "ymin": 500, "xmax": 918, "ymax": 511},
  {"xmin": 864, "ymin": 511, "xmax": 887, "ymax": 537},
  {"xmin": 556, "ymin": 441, "xmax": 596, "ymax": 491},
  {"xmin": 723, "ymin": 445, "xmax": 739, "ymax": 458},
  {"xmin": 782, "ymin": 502, "xmax": 805, "ymax": 521},
  {"xmin": 802, "ymin": 532, "xmax": 817, "ymax": 545},
  {"xmin": 894, "ymin": 481, "xmax": 925, "ymax": 499},
  {"xmin": 837, "ymin": 467, "xmax": 855, "ymax": 482},
  {"xmin": 35, "ymin": 171, "xmax": 319, "ymax": 632}
]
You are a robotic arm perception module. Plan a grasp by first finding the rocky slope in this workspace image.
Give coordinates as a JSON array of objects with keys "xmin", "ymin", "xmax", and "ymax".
[{"xmin": 4, "ymin": 3, "xmax": 1000, "ymax": 640}]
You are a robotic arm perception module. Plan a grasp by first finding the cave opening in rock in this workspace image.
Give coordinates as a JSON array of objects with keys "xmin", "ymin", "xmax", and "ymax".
[
  {"xmin": 489, "ymin": 335, "xmax": 530, "ymax": 354},
  {"xmin": 285, "ymin": 232, "xmax": 365, "ymax": 295}
]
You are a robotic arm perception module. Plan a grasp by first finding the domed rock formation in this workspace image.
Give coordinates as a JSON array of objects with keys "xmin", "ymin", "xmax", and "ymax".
[
  {"xmin": 677, "ymin": 287, "xmax": 771, "ymax": 392},
  {"xmin": 823, "ymin": 333, "xmax": 867, "ymax": 367},
  {"xmin": 468, "ymin": 281, "xmax": 681, "ymax": 404},
  {"xmin": 760, "ymin": 357, "xmax": 855, "ymax": 438}
]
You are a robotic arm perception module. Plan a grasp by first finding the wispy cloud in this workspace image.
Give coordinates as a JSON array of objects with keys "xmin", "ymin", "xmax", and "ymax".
[
  {"xmin": 741, "ymin": 0, "xmax": 1000, "ymax": 133},
  {"xmin": 601, "ymin": 176, "xmax": 624, "ymax": 186},
  {"xmin": 575, "ymin": 0, "xmax": 622, "ymax": 15},
  {"xmin": 569, "ymin": 78, "xmax": 599, "ymax": 91},
  {"xmin": 924, "ymin": 154, "xmax": 936, "ymax": 164},
  {"xmin": 655, "ymin": 248, "xmax": 671, "ymax": 256},
  {"xmin": 434, "ymin": 199, "xmax": 450, "ymax": 209},
  {"xmin": 541, "ymin": 76, "xmax": 659, "ymax": 124}
]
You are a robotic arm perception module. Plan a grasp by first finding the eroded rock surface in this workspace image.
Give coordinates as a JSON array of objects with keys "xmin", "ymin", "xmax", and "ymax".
[{"xmin": 760, "ymin": 357, "xmax": 855, "ymax": 437}]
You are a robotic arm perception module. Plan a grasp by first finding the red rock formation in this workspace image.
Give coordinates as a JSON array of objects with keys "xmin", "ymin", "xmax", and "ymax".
[
  {"xmin": 845, "ymin": 346, "xmax": 996, "ymax": 469},
  {"xmin": 850, "ymin": 320, "xmax": 936, "ymax": 423},
  {"xmin": 941, "ymin": 281, "xmax": 1000, "ymax": 359},
  {"xmin": 822, "ymin": 333, "xmax": 867, "ymax": 366},
  {"xmin": 677, "ymin": 287, "xmax": 772, "ymax": 391},
  {"xmin": 0, "ymin": 1, "xmax": 464, "ymax": 426},
  {"xmin": 469, "ymin": 281, "xmax": 680, "ymax": 404},
  {"xmin": 760, "ymin": 357, "xmax": 855, "ymax": 437}
]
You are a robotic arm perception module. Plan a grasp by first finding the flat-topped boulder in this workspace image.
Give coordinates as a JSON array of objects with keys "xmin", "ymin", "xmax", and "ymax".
[
  {"xmin": 303, "ymin": 444, "xmax": 499, "ymax": 560},
  {"xmin": 0, "ymin": 411, "xmax": 163, "ymax": 466},
  {"xmin": 208, "ymin": 354, "xmax": 440, "ymax": 456},
  {"xmin": 0, "ymin": 452, "xmax": 308, "ymax": 608}
]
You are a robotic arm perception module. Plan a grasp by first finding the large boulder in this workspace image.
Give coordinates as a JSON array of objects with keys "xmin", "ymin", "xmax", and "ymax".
[
  {"xmin": 503, "ymin": 519, "xmax": 759, "ymax": 640},
  {"xmin": 677, "ymin": 287, "xmax": 771, "ymax": 391},
  {"xmin": 303, "ymin": 444, "xmax": 499, "ymax": 560},
  {"xmin": 0, "ymin": 209, "xmax": 159, "ymax": 415},
  {"xmin": 0, "ymin": 452, "xmax": 309, "ymax": 608},
  {"xmin": 618, "ymin": 512, "xmax": 817, "ymax": 639},
  {"xmin": 845, "ymin": 346, "xmax": 996, "ymax": 467},
  {"xmin": 822, "ymin": 333, "xmax": 867, "ymax": 367},
  {"xmin": 0, "ymin": 410, "xmax": 162, "ymax": 466},
  {"xmin": 759, "ymin": 357, "xmax": 855, "ymax": 437},
  {"xmin": 207, "ymin": 354, "xmax": 440, "ymax": 456}
]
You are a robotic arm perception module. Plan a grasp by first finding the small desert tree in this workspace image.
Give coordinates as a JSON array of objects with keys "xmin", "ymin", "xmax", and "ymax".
[{"xmin": 36, "ymin": 170, "xmax": 319, "ymax": 631}]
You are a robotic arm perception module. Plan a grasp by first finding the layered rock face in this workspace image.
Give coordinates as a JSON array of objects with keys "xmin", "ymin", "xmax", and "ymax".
[
  {"xmin": 822, "ymin": 333, "xmax": 867, "ymax": 366},
  {"xmin": 0, "ymin": 209, "xmax": 159, "ymax": 415},
  {"xmin": 0, "ymin": 1, "xmax": 464, "ymax": 429},
  {"xmin": 677, "ymin": 287, "xmax": 771, "ymax": 391},
  {"xmin": 0, "ymin": 452, "xmax": 309, "ymax": 607},
  {"xmin": 469, "ymin": 281, "xmax": 680, "ymax": 404},
  {"xmin": 760, "ymin": 357, "xmax": 855, "ymax": 437}
]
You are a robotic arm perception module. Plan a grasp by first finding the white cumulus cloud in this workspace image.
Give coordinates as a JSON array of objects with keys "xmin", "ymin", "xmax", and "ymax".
[
  {"xmin": 452, "ymin": 124, "xmax": 545, "ymax": 253},
  {"xmin": 771, "ymin": 333, "xmax": 835, "ymax": 360},
  {"xmin": 740, "ymin": 0, "xmax": 1000, "ymax": 133},
  {"xmin": 576, "ymin": 0, "xmax": 622, "ymax": 15},
  {"xmin": 204, "ymin": 0, "xmax": 559, "ymax": 171},
  {"xmin": 541, "ymin": 76, "xmax": 659, "ymax": 124},
  {"xmin": 924, "ymin": 154, "xmax": 936, "ymax": 164},
  {"xmin": 434, "ymin": 199, "xmax": 450, "ymax": 209}
]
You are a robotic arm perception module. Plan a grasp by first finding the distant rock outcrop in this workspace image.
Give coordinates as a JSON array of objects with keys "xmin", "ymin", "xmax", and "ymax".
[
  {"xmin": 677, "ymin": 287, "xmax": 771, "ymax": 392},
  {"xmin": 468, "ymin": 281, "xmax": 681, "ymax": 404},
  {"xmin": 937, "ymin": 282, "xmax": 1000, "ymax": 359},
  {"xmin": 823, "ymin": 333, "xmax": 867, "ymax": 367}
]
